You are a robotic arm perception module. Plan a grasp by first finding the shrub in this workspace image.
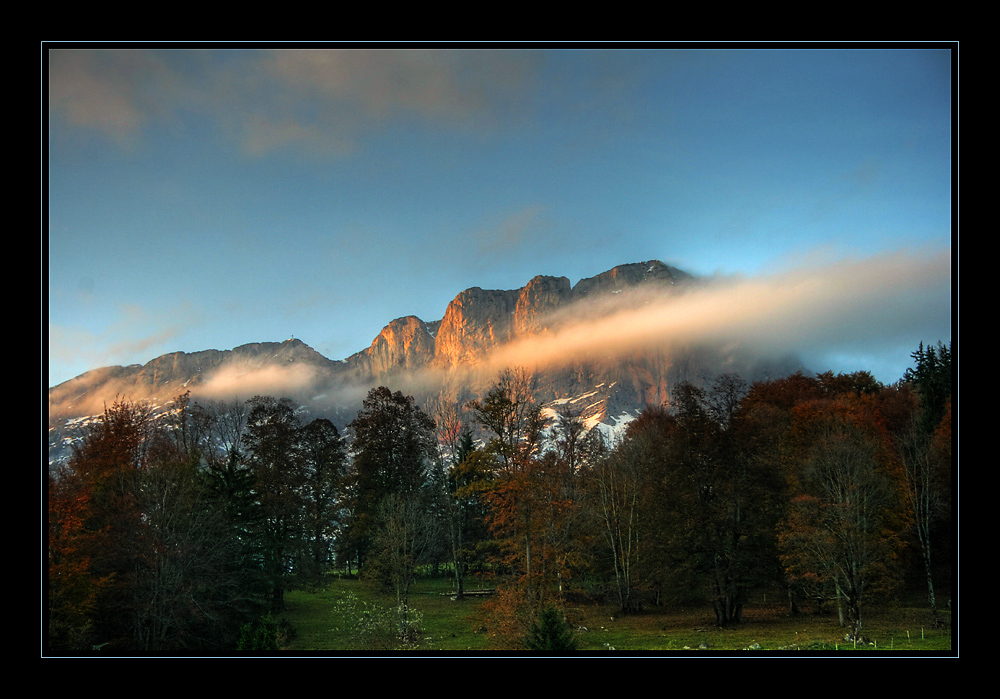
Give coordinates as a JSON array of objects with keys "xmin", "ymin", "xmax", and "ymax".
[{"xmin": 525, "ymin": 606, "xmax": 578, "ymax": 651}]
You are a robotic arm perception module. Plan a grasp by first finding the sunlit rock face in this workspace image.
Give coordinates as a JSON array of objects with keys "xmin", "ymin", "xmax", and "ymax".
[
  {"xmin": 431, "ymin": 286, "xmax": 521, "ymax": 369},
  {"xmin": 353, "ymin": 316, "xmax": 436, "ymax": 377},
  {"xmin": 514, "ymin": 275, "xmax": 573, "ymax": 337}
]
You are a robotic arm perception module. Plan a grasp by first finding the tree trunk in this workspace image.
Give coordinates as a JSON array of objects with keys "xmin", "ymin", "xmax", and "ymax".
[{"xmin": 924, "ymin": 546, "xmax": 939, "ymax": 624}]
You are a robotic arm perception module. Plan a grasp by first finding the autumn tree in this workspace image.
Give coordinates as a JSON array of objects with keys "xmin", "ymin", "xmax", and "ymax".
[
  {"xmin": 591, "ymin": 376, "xmax": 784, "ymax": 624},
  {"xmin": 470, "ymin": 368, "xmax": 589, "ymax": 645},
  {"xmin": 779, "ymin": 400, "xmax": 906, "ymax": 636},
  {"xmin": 48, "ymin": 398, "xmax": 248, "ymax": 651},
  {"xmin": 47, "ymin": 469, "xmax": 110, "ymax": 650},
  {"xmin": 467, "ymin": 368, "xmax": 549, "ymax": 591},
  {"xmin": 52, "ymin": 399, "xmax": 157, "ymax": 649}
]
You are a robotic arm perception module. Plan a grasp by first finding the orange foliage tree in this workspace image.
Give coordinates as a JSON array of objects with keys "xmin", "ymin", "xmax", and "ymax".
[
  {"xmin": 470, "ymin": 368, "xmax": 585, "ymax": 648},
  {"xmin": 778, "ymin": 393, "xmax": 908, "ymax": 636}
]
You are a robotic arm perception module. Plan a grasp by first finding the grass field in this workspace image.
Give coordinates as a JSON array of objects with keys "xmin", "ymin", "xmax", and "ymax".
[{"xmin": 278, "ymin": 576, "xmax": 954, "ymax": 655}]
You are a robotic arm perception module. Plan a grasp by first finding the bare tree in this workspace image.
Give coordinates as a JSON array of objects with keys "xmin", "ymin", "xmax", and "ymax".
[{"xmin": 591, "ymin": 436, "xmax": 644, "ymax": 613}]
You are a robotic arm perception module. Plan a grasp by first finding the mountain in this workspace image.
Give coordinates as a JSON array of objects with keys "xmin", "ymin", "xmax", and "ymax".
[{"xmin": 47, "ymin": 260, "xmax": 804, "ymax": 466}]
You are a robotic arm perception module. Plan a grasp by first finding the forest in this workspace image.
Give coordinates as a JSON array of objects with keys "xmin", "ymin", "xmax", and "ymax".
[{"xmin": 45, "ymin": 341, "xmax": 953, "ymax": 653}]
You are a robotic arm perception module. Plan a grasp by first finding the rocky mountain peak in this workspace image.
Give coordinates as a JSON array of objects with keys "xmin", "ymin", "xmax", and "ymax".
[
  {"xmin": 343, "ymin": 260, "xmax": 693, "ymax": 378},
  {"xmin": 362, "ymin": 316, "xmax": 436, "ymax": 376},
  {"xmin": 571, "ymin": 260, "xmax": 690, "ymax": 298}
]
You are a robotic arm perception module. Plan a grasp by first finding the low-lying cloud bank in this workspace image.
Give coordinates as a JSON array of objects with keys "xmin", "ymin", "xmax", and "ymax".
[{"xmin": 483, "ymin": 247, "xmax": 952, "ymax": 380}]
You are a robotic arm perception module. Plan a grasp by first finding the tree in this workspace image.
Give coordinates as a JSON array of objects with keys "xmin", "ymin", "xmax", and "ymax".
[
  {"xmin": 644, "ymin": 379, "xmax": 783, "ymax": 626},
  {"xmin": 903, "ymin": 341, "xmax": 952, "ymax": 434},
  {"xmin": 524, "ymin": 605, "xmax": 578, "ymax": 651},
  {"xmin": 591, "ymin": 377, "xmax": 784, "ymax": 625},
  {"xmin": 55, "ymin": 398, "xmax": 157, "ymax": 649},
  {"xmin": 779, "ymin": 404, "xmax": 905, "ymax": 636},
  {"xmin": 368, "ymin": 491, "xmax": 438, "ymax": 624},
  {"xmin": 467, "ymin": 367, "xmax": 545, "ymax": 472},
  {"xmin": 242, "ymin": 396, "xmax": 308, "ymax": 612},
  {"xmin": 897, "ymin": 342, "xmax": 954, "ymax": 625},
  {"xmin": 297, "ymin": 418, "xmax": 347, "ymax": 582},
  {"xmin": 445, "ymin": 444, "xmax": 496, "ymax": 598},
  {"xmin": 124, "ymin": 450, "xmax": 245, "ymax": 651},
  {"xmin": 344, "ymin": 387, "xmax": 438, "ymax": 575},
  {"xmin": 47, "ymin": 469, "xmax": 111, "ymax": 650},
  {"xmin": 590, "ymin": 436, "xmax": 646, "ymax": 614},
  {"xmin": 48, "ymin": 398, "xmax": 249, "ymax": 651}
]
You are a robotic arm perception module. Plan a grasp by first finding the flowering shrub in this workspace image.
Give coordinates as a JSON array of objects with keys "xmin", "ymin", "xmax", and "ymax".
[{"xmin": 331, "ymin": 592, "xmax": 423, "ymax": 651}]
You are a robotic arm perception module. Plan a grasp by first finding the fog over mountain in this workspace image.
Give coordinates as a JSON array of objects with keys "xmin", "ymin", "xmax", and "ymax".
[{"xmin": 47, "ymin": 250, "xmax": 951, "ymax": 466}]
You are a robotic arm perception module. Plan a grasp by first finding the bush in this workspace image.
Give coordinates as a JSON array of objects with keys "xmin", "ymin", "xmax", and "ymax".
[
  {"xmin": 237, "ymin": 614, "xmax": 297, "ymax": 651},
  {"xmin": 525, "ymin": 606, "xmax": 578, "ymax": 651}
]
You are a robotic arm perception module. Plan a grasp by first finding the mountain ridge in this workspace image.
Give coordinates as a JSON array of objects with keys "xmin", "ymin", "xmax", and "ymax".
[{"xmin": 47, "ymin": 259, "xmax": 804, "ymax": 465}]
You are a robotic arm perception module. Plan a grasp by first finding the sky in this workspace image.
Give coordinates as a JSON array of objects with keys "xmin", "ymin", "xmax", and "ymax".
[{"xmin": 46, "ymin": 45, "xmax": 954, "ymax": 390}]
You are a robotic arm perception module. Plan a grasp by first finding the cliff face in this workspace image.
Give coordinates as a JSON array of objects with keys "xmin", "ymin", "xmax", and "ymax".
[
  {"xmin": 432, "ymin": 286, "xmax": 522, "ymax": 368},
  {"xmin": 349, "ymin": 261, "xmax": 688, "ymax": 379},
  {"xmin": 353, "ymin": 316, "xmax": 437, "ymax": 376},
  {"xmin": 331, "ymin": 260, "xmax": 713, "ymax": 432}
]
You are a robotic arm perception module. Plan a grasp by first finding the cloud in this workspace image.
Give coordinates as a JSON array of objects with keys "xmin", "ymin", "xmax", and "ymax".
[
  {"xmin": 194, "ymin": 363, "xmax": 322, "ymax": 402},
  {"xmin": 481, "ymin": 247, "xmax": 952, "ymax": 378},
  {"xmin": 48, "ymin": 49, "xmax": 175, "ymax": 148},
  {"xmin": 474, "ymin": 204, "xmax": 549, "ymax": 257},
  {"xmin": 48, "ymin": 48, "xmax": 544, "ymax": 157}
]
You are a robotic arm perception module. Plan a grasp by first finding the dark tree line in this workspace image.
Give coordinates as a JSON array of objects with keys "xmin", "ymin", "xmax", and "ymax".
[
  {"xmin": 47, "ymin": 340, "xmax": 953, "ymax": 651},
  {"xmin": 47, "ymin": 393, "xmax": 348, "ymax": 652}
]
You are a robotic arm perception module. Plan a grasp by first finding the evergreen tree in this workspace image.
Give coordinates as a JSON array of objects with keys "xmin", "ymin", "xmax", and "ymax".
[
  {"xmin": 243, "ymin": 396, "xmax": 308, "ymax": 612},
  {"xmin": 344, "ymin": 387, "xmax": 437, "ymax": 574},
  {"xmin": 524, "ymin": 605, "xmax": 577, "ymax": 651},
  {"xmin": 903, "ymin": 340, "xmax": 953, "ymax": 434}
]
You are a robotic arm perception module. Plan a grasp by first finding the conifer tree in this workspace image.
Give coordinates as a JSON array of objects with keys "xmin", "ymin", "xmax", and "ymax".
[{"xmin": 524, "ymin": 605, "xmax": 577, "ymax": 651}]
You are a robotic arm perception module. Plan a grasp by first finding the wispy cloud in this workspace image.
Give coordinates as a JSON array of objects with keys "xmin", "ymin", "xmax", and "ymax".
[
  {"xmin": 48, "ymin": 302, "xmax": 202, "ymax": 381},
  {"xmin": 474, "ymin": 204, "xmax": 550, "ymax": 257},
  {"xmin": 48, "ymin": 49, "xmax": 172, "ymax": 148},
  {"xmin": 48, "ymin": 48, "xmax": 544, "ymax": 157}
]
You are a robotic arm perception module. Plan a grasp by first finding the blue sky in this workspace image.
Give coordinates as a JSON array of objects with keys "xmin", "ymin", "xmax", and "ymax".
[{"xmin": 46, "ymin": 46, "xmax": 954, "ymax": 388}]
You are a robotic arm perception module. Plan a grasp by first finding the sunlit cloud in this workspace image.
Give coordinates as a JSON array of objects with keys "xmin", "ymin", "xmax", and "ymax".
[
  {"xmin": 195, "ymin": 363, "xmax": 321, "ymax": 402},
  {"xmin": 481, "ymin": 247, "xmax": 951, "ymax": 377}
]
